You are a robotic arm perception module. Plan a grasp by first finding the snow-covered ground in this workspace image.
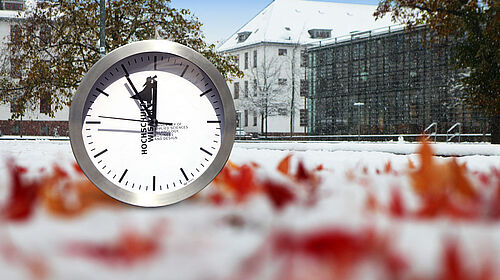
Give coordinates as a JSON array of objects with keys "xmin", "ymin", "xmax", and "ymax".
[{"xmin": 1, "ymin": 140, "xmax": 500, "ymax": 279}]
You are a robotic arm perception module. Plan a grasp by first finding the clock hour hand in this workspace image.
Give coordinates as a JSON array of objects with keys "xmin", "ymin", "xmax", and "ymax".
[
  {"xmin": 121, "ymin": 65, "xmax": 155, "ymax": 124},
  {"xmin": 98, "ymin": 115, "xmax": 172, "ymax": 125}
]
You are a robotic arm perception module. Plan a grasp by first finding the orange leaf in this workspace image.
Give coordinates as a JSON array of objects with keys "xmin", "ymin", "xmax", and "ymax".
[
  {"xmin": 277, "ymin": 154, "xmax": 292, "ymax": 176},
  {"xmin": 384, "ymin": 161, "xmax": 392, "ymax": 174}
]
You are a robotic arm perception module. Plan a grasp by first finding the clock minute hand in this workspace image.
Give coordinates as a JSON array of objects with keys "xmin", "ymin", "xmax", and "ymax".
[
  {"xmin": 98, "ymin": 115, "xmax": 173, "ymax": 126},
  {"xmin": 121, "ymin": 64, "xmax": 154, "ymax": 122}
]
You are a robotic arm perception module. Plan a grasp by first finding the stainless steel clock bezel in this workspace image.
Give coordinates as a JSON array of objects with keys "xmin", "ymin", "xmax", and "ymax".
[{"xmin": 69, "ymin": 40, "xmax": 236, "ymax": 207}]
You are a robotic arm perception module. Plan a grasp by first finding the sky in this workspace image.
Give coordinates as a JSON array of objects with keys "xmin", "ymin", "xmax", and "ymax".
[{"xmin": 169, "ymin": 0, "xmax": 381, "ymax": 45}]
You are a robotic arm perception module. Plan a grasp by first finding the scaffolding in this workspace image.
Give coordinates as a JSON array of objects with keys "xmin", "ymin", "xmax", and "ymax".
[{"xmin": 306, "ymin": 26, "xmax": 489, "ymax": 137}]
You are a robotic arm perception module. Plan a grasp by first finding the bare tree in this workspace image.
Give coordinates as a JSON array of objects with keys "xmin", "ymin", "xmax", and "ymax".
[{"xmin": 242, "ymin": 56, "xmax": 289, "ymax": 136}]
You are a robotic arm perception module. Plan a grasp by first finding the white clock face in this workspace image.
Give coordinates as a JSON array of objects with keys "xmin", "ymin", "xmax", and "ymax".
[{"xmin": 70, "ymin": 41, "xmax": 235, "ymax": 207}]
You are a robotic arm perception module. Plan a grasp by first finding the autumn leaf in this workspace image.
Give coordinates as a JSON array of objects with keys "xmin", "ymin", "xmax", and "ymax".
[
  {"xmin": 66, "ymin": 221, "xmax": 165, "ymax": 266},
  {"xmin": 39, "ymin": 166, "xmax": 120, "ymax": 218},
  {"xmin": 277, "ymin": 154, "xmax": 292, "ymax": 175},
  {"xmin": 1, "ymin": 160, "xmax": 40, "ymax": 222},
  {"xmin": 261, "ymin": 181, "xmax": 296, "ymax": 211}
]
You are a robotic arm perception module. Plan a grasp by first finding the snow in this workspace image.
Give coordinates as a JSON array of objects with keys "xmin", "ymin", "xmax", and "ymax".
[
  {"xmin": 235, "ymin": 141, "xmax": 500, "ymax": 156},
  {"xmin": 1, "ymin": 140, "xmax": 500, "ymax": 279},
  {"xmin": 0, "ymin": 10, "xmax": 20, "ymax": 19},
  {"xmin": 218, "ymin": 0, "xmax": 394, "ymax": 51}
]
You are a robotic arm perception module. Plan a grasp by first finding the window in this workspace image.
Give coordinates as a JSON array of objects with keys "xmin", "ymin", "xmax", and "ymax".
[
  {"xmin": 278, "ymin": 49, "xmax": 287, "ymax": 56},
  {"xmin": 244, "ymin": 52, "xmax": 248, "ymax": 69},
  {"xmin": 40, "ymin": 95, "xmax": 51, "ymax": 114},
  {"xmin": 5, "ymin": 3, "xmax": 23, "ymax": 10},
  {"xmin": 41, "ymin": 124, "xmax": 49, "ymax": 136},
  {"xmin": 278, "ymin": 78, "xmax": 287, "ymax": 86},
  {"xmin": 11, "ymin": 124, "xmax": 20, "ymax": 135},
  {"xmin": 244, "ymin": 110, "xmax": 248, "ymax": 127},
  {"xmin": 234, "ymin": 55, "xmax": 239, "ymax": 68},
  {"xmin": 253, "ymin": 112, "xmax": 257, "ymax": 126},
  {"xmin": 300, "ymin": 79, "xmax": 308, "ymax": 96},
  {"xmin": 278, "ymin": 108, "xmax": 288, "ymax": 116},
  {"xmin": 253, "ymin": 79, "xmax": 258, "ymax": 96},
  {"xmin": 244, "ymin": 81, "xmax": 248, "ymax": 97},
  {"xmin": 308, "ymin": 29, "xmax": 332, "ymax": 39},
  {"xmin": 10, "ymin": 98, "xmax": 18, "ymax": 113},
  {"xmin": 237, "ymin": 31, "xmax": 251, "ymax": 43},
  {"xmin": 253, "ymin": 50, "xmax": 257, "ymax": 68},
  {"xmin": 10, "ymin": 58, "xmax": 21, "ymax": 78},
  {"xmin": 301, "ymin": 50, "xmax": 308, "ymax": 67},
  {"xmin": 10, "ymin": 24, "xmax": 21, "ymax": 44},
  {"xmin": 40, "ymin": 25, "xmax": 51, "ymax": 46},
  {"xmin": 300, "ymin": 109, "xmax": 308, "ymax": 126},
  {"xmin": 234, "ymin": 82, "xmax": 239, "ymax": 99}
]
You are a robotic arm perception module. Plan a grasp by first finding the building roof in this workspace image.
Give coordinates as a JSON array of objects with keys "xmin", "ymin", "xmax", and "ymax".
[
  {"xmin": 0, "ymin": 10, "xmax": 21, "ymax": 20},
  {"xmin": 217, "ymin": 0, "xmax": 394, "ymax": 52}
]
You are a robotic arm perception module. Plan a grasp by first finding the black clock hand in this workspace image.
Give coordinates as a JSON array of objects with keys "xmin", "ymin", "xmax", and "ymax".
[
  {"xmin": 98, "ymin": 115, "xmax": 172, "ymax": 125},
  {"xmin": 152, "ymin": 77, "xmax": 158, "ymax": 127},
  {"xmin": 121, "ymin": 64, "xmax": 155, "ymax": 122}
]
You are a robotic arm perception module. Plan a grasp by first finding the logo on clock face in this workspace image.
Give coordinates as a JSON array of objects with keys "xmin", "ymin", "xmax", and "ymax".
[
  {"xmin": 130, "ymin": 75, "xmax": 189, "ymax": 155},
  {"xmin": 132, "ymin": 75, "xmax": 157, "ymax": 155}
]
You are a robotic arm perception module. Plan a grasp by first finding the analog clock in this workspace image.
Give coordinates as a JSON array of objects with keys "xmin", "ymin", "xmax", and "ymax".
[{"xmin": 69, "ymin": 40, "xmax": 236, "ymax": 207}]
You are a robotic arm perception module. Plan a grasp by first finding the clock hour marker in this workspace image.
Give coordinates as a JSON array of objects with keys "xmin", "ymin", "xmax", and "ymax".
[
  {"xmin": 180, "ymin": 65, "xmax": 189, "ymax": 77},
  {"xmin": 154, "ymin": 56, "xmax": 157, "ymax": 70},
  {"xmin": 207, "ymin": 120, "xmax": 221, "ymax": 123},
  {"xmin": 200, "ymin": 88, "xmax": 212, "ymax": 97},
  {"xmin": 95, "ymin": 88, "xmax": 109, "ymax": 96},
  {"xmin": 94, "ymin": 149, "xmax": 108, "ymax": 158},
  {"xmin": 121, "ymin": 64, "xmax": 130, "ymax": 77},
  {"xmin": 180, "ymin": 168, "xmax": 189, "ymax": 181},
  {"xmin": 119, "ymin": 169, "xmax": 128, "ymax": 183},
  {"xmin": 153, "ymin": 176, "xmax": 156, "ymax": 191},
  {"xmin": 86, "ymin": 121, "xmax": 101, "ymax": 124},
  {"xmin": 200, "ymin": 147, "xmax": 213, "ymax": 156}
]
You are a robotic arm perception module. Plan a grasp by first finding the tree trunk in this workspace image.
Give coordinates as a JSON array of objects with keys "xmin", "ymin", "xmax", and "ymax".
[
  {"xmin": 491, "ymin": 115, "xmax": 500, "ymax": 144},
  {"xmin": 261, "ymin": 113, "xmax": 265, "ymax": 136}
]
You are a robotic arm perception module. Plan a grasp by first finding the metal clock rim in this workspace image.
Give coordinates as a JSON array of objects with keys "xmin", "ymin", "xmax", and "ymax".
[{"xmin": 69, "ymin": 40, "xmax": 236, "ymax": 207}]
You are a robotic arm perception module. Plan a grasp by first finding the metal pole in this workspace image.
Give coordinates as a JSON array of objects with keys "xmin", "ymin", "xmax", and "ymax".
[
  {"xmin": 353, "ymin": 102, "xmax": 364, "ymax": 141},
  {"xmin": 358, "ymin": 106, "xmax": 361, "ymax": 141},
  {"xmin": 99, "ymin": 0, "xmax": 106, "ymax": 57}
]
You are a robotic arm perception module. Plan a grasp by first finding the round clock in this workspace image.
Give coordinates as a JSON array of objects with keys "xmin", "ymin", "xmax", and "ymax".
[{"xmin": 69, "ymin": 40, "xmax": 236, "ymax": 207}]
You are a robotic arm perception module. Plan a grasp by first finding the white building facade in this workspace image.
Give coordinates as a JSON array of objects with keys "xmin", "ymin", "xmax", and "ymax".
[
  {"xmin": 0, "ymin": 1, "xmax": 69, "ymax": 136},
  {"xmin": 217, "ymin": 0, "xmax": 392, "ymax": 136}
]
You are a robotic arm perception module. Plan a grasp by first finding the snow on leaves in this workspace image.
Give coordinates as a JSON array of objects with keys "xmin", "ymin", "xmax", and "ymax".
[{"xmin": 1, "ymin": 141, "xmax": 500, "ymax": 279}]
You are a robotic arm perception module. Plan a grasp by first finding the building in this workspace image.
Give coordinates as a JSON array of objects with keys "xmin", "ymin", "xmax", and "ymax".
[
  {"xmin": 306, "ymin": 25, "xmax": 490, "ymax": 139},
  {"xmin": 217, "ymin": 0, "xmax": 392, "ymax": 136},
  {"xmin": 0, "ymin": 1, "xmax": 69, "ymax": 136}
]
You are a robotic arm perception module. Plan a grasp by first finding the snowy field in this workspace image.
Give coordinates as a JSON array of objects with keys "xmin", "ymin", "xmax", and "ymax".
[{"xmin": 1, "ymin": 140, "xmax": 500, "ymax": 279}]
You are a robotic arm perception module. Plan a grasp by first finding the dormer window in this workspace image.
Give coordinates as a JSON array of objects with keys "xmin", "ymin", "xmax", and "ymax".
[
  {"xmin": 237, "ymin": 31, "xmax": 252, "ymax": 43},
  {"xmin": 308, "ymin": 29, "xmax": 332, "ymax": 39}
]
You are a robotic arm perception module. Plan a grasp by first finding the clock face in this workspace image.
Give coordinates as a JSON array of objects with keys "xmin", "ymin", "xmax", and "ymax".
[{"xmin": 69, "ymin": 41, "xmax": 236, "ymax": 207}]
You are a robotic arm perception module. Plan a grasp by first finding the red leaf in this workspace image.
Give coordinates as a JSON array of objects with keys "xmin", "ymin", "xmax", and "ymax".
[
  {"xmin": 389, "ymin": 188, "xmax": 406, "ymax": 218},
  {"xmin": 262, "ymin": 181, "xmax": 296, "ymax": 211},
  {"xmin": 1, "ymin": 160, "xmax": 40, "ymax": 222},
  {"xmin": 67, "ymin": 223, "xmax": 165, "ymax": 266}
]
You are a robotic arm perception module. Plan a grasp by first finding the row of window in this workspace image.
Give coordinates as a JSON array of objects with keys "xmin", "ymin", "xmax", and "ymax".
[
  {"xmin": 235, "ymin": 49, "xmax": 309, "ymax": 70},
  {"xmin": 238, "ymin": 110, "xmax": 258, "ymax": 127},
  {"xmin": 3, "ymin": 2, "xmax": 23, "ymax": 10},
  {"xmin": 10, "ymin": 96, "xmax": 51, "ymax": 114},
  {"xmin": 237, "ymin": 109, "xmax": 308, "ymax": 127},
  {"xmin": 232, "ymin": 79, "xmax": 309, "ymax": 99}
]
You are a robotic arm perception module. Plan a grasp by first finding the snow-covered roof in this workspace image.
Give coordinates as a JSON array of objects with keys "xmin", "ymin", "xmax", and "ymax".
[
  {"xmin": 217, "ymin": 0, "xmax": 394, "ymax": 52},
  {"xmin": 0, "ymin": 10, "xmax": 21, "ymax": 20}
]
